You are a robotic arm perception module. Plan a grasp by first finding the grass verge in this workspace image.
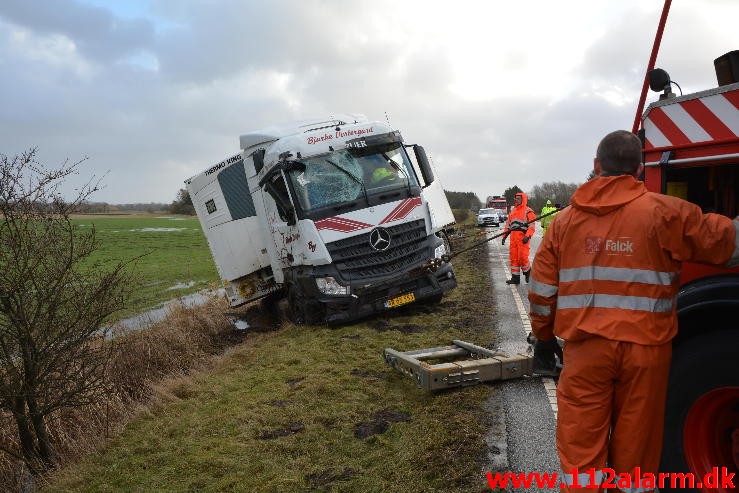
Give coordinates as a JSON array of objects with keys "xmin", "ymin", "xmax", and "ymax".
[{"xmin": 39, "ymin": 225, "xmax": 499, "ymax": 493}]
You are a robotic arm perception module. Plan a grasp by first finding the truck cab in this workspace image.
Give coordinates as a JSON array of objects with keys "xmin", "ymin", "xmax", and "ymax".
[{"xmin": 187, "ymin": 115, "xmax": 457, "ymax": 325}]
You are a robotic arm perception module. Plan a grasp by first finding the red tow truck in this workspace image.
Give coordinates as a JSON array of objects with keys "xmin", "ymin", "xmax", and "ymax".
[
  {"xmin": 486, "ymin": 195, "xmax": 508, "ymax": 213},
  {"xmin": 635, "ymin": 6, "xmax": 739, "ymax": 489}
]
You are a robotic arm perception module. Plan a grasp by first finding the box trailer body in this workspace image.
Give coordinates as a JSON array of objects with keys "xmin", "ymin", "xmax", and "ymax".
[
  {"xmin": 639, "ymin": 57, "xmax": 739, "ymax": 491},
  {"xmin": 186, "ymin": 115, "xmax": 457, "ymax": 324}
]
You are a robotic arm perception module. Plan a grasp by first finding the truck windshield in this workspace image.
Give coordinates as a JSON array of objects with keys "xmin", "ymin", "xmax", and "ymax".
[{"xmin": 287, "ymin": 144, "xmax": 419, "ymax": 214}]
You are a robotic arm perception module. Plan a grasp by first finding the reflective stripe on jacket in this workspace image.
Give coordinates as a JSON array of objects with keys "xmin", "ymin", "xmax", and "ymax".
[{"xmin": 529, "ymin": 175, "xmax": 739, "ymax": 345}]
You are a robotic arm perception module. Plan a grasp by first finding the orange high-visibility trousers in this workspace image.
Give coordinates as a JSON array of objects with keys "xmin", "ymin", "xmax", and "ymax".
[
  {"xmin": 508, "ymin": 232, "xmax": 531, "ymax": 275},
  {"xmin": 557, "ymin": 337, "xmax": 671, "ymax": 493}
]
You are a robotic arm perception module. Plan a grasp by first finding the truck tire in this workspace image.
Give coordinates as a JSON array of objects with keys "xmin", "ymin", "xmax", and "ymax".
[
  {"xmin": 259, "ymin": 289, "xmax": 284, "ymax": 321},
  {"xmin": 437, "ymin": 229, "xmax": 452, "ymax": 254},
  {"xmin": 660, "ymin": 330, "xmax": 739, "ymax": 493},
  {"xmin": 286, "ymin": 284, "xmax": 323, "ymax": 325}
]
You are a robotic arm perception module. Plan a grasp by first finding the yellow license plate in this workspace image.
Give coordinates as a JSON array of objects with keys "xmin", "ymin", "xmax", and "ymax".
[{"xmin": 384, "ymin": 292, "xmax": 416, "ymax": 309}]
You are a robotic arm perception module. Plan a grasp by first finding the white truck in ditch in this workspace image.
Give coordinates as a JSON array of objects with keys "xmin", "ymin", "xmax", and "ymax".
[{"xmin": 186, "ymin": 114, "xmax": 457, "ymax": 324}]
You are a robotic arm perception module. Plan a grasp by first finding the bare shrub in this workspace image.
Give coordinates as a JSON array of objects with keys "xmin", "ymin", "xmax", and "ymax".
[
  {"xmin": 0, "ymin": 297, "xmax": 240, "ymax": 492},
  {"xmin": 0, "ymin": 149, "xmax": 134, "ymax": 480}
]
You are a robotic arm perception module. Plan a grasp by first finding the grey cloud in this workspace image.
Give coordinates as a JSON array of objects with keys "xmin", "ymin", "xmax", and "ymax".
[
  {"xmin": 579, "ymin": 10, "xmax": 655, "ymax": 89},
  {"xmin": 2, "ymin": 0, "xmax": 737, "ymax": 204},
  {"xmin": 411, "ymin": 93, "xmax": 633, "ymax": 200},
  {"xmin": 580, "ymin": 5, "xmax": 731, "ymax": 95},
  {"xmin": 0, "ymin": 0, "xmax": 155, "ymax": 63},
  {"xmin": 154, "ymin": 0, "xmax": 406, "ymax": 83}
]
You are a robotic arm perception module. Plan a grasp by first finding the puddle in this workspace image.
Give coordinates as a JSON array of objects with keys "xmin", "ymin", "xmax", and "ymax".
[
  {"xmin": 230, "ymin": 319, "xmax": 250, "ymax": 330},
  {"xmin": 112, "ymin": 288, "xmax": 226, "ymax": 334},
  {"xmin": 167, "ymin": 281, "xmax": 198, "ymax": 291}
]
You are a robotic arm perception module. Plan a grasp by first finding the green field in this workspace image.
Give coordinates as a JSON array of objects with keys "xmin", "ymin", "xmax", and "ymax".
[
  {"xmin": 43, "ymin": 231, "xmax": 499, "ymax": 493},
  {"xmin": 73, "ymin": 214, "xmax": 219, "ymax": 316}
]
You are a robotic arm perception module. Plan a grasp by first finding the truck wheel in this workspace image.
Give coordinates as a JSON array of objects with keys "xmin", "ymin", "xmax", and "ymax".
[
  {"xmin": 259, "ymin": 289, "xmax": 284, "ymax": 320},
  {"xmin": 660, "ymin": 330, "xmax": 739, "ymax": 493},
  {"xmin": 437, "ymin": 230, "xmax": 452, "ymax": 254},
  {"xmin": 287, "ymin": 285, "xmax": 323, "ymax": 325}
]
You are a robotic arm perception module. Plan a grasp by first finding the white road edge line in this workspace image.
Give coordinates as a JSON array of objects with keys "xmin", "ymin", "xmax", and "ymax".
[{"xmin": 496, "ymin": 245, "xmax": 558, "ymax": 419}]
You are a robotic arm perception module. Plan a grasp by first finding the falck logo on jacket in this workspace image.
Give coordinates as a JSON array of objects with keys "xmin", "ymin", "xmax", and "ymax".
[
  {"xmin": 585, "ymin": 237, "xmax": 603, "ymax": 254},
  {"xmin": 585, "ymin": 237, "xmax": 635, "ymax": 256}
]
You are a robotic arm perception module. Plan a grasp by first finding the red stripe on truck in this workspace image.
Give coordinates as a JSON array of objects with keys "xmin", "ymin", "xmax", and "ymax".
[
  {"xmin": 380, "ymin": 197, "xmax": 422, "ymax": 224},
  {"xmin": 681, "ymin": 99, "xmax": 736, "ymax": 141},
  {"xmin": 647, "ymin": 107, "xmax": 691, "ymax": 146},
  {"xmin": 315, "ymin": 217, "xmax": 373, "ymax": 232}
]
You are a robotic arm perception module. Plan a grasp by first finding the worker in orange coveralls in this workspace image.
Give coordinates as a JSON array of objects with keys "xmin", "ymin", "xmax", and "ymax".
[
  {"xmin": 502, "ymin": 192, "xmax": 536, "ymax": 284},
  {"xmin": 527, "ymin": 130, "xmax": 739, "ymax": 492}
]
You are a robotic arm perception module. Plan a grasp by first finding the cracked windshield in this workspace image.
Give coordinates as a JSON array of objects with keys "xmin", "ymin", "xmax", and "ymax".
[{"xmin": 288, "ymin": 145, "xmax": 418, "ymax": 213}]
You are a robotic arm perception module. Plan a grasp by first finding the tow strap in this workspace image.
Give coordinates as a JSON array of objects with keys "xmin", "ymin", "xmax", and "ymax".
[{"xmin": 421, "ymin": 206, "xmax": 567, "ymax": 272}]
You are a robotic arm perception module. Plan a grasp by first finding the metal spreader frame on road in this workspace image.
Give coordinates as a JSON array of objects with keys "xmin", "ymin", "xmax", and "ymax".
[{"xmin": 384, "ymin": 340, "xmax": 533, "ymax": 391}]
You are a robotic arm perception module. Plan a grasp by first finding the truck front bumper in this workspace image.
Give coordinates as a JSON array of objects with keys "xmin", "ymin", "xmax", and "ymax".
[{"xmin": 321, "ymin": 262, "xmax": 456, "ymax": 325}]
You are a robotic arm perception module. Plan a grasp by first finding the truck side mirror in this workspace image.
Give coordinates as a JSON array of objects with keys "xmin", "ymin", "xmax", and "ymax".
[{"xmin": 414, "ymin": 145, "xmax": 435, "ymax": 186}]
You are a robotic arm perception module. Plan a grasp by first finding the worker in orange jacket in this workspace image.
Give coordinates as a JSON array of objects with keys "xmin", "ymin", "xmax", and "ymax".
[
  {"xmin": 528, "ymin": 130, "xmax": 739, "ymax": 492},
  {"xmin": 502, "ymin": 192, "xmax": 536, "ymax": 284}
]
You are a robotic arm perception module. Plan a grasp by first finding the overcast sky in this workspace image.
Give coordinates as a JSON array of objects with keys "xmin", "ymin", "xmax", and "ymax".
[{"xmin": 1, "ymin": 0, "xmax": 738, "ymax": 204}]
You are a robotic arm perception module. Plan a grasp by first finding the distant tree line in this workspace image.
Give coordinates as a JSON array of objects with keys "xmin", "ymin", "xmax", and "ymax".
[
  {"xmin": 75, "ymin": 202, "xmax": 169, "ymax": 214},
  {"xmin": 527, "ymin": 181, "xmax": 580, "ymax": 213},
  {"xmin": 445, "ymin": 190, "xmax": 482, "ymax": 211},
  {"xmin": 71, "ymin": 189, "xmax": 197, "ymax": 216},
  {"xmin": 73, "ymin": 181, "xmax": 579, "ymax": 219},
  {"xmin": 492, "ymin": 181, "xmax": 580, "ymax": 213}
]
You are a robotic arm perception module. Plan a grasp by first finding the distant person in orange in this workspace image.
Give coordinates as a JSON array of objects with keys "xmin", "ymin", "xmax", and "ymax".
[
  {"xmin": 528, "ymin": 130, "xmax": 739, "ymax": 492},
  {"xmin": 502, "ymin": 192, "xmax": 536, "ymax": 284}
]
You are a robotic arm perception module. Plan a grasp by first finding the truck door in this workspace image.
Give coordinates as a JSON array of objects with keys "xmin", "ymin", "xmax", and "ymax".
[{"xmin": 262, "ymin": 171, "xmax": 300, "ymax": 272}]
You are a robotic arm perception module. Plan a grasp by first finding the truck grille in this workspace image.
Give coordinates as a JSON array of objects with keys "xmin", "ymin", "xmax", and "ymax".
[{"xmin": 325, "ymin": 219, "xmax": 430, "ymax": 281}]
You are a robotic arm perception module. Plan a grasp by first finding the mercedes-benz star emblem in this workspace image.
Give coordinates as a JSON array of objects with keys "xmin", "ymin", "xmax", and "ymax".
[{"xmin": 369, "ymin": 227, "xmax": 391, "ymax": 251}]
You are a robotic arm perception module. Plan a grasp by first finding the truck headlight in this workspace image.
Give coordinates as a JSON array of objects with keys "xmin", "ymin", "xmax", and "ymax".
[
  {"xmin": 434, "ymin": 243, "xmax": 447, "ymax": 259},
  {"xmin": 315, "ymin": 276, "xmax": 350, "ymax": 296}
]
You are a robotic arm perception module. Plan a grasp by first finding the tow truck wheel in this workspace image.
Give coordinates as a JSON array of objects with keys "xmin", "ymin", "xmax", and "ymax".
[{"xmin": 660, "ymin": 330, "xmax": 739, "ymax": 493}]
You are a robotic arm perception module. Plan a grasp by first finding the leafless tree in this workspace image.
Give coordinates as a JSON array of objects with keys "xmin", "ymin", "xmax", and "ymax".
[
  {"xmin": 0, "ymin": 149, "xmax": 133, "ymax": 473},
  {"xmin": 527, "ymin": 180, "xmax": 581, "ymax": 213}
]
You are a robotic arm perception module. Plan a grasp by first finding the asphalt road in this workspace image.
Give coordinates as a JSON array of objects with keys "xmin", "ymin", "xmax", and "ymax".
[{"xmin": 481, "ymin": 226, "xmax": 561, "ymax": 490}]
